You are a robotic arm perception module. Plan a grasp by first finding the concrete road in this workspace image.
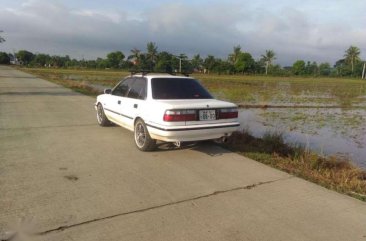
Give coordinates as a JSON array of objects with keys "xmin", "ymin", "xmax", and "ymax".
[{"xmin": 0, "ymin": 65, "xmax": 365, "ymax": 241}]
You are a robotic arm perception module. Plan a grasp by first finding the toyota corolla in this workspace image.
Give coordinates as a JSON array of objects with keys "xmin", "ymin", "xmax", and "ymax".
[{"xmin": 95, "ymin": 73, "xmax": 240, "ymax": 151}]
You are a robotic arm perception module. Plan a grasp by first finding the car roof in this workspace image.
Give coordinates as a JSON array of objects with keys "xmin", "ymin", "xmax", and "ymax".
[{"xmin": 131, "ymin": 73, "xmax": 192, "ymax": 79}]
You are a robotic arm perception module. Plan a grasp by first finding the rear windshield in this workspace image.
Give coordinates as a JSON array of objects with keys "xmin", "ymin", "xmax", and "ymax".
[{"xmin": 151, "ymin": 78, "xmax": 213, "ymax": 99}]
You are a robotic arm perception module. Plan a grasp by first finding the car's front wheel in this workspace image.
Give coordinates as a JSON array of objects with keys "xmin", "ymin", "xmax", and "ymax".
[
  {"xmin": 134, "ymin": 119, "xmax": 156, "ymax": 151},
  {"xmin": 96, "ymin": 103, "xmax": 111, "ymax": 126}
]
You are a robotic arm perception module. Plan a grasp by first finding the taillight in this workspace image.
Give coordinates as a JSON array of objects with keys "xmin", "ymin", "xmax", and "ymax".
[
  {"xmin": 219, "ymin": 108, "xmax": 238, "ymax": 119},
  {"xmin": 163, "ymin": 110, "xmax": 197, "ymax": 122}
]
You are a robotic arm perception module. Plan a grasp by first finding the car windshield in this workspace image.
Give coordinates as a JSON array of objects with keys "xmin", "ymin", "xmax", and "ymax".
[{"xmin": 151, "ymin": 78, "xmax": 213, "ymax": 99}]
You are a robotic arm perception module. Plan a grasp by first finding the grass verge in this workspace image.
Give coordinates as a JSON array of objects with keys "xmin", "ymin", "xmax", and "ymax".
[
  {"xmin": 18, "ymin": 67, "xmax": 103, "ymax": 96},
  {"xmin": 223, "ymin": 131, "xmax": 366, "ymax": 201}
]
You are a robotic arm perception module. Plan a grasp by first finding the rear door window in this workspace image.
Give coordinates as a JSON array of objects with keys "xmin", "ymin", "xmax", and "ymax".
[
  {"xmin": 127, "ymin": 78, "xmax": 147, "ymax": 100},
  {"xmin": 112, "ymin": 78, "xmax": 134, "ymax": 97}
]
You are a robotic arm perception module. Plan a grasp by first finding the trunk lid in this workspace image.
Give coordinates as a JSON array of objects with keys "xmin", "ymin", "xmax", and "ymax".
[{"xmin": 153, "ymin": 99, "xmax": 238, "ymax": 125}]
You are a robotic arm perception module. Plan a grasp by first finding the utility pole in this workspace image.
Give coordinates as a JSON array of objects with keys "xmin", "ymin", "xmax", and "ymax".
[
  {"xmin": 174, "ymin": 55, "xmax": 185, "ymax": 73},
  {"xmin": 179, "ymin": 58, "xmax": 182, "ymax": 73},
  {"xmin": 12, "ymin": 49, "xmax": 17, "ymax": 65},
  {"xmin": 174, "ymin": 55, "xmax": 191, "ymax": 73},
  {"xmin": 362, "ymin": 62, "xmax": 366, "ymax": 79},
  {"xmin": 175, "ymin": 56, "xmax": 182, "ymax": 73}
]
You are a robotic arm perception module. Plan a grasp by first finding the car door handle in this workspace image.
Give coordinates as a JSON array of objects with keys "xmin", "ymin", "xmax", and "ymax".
[
  {"xmin": 133, "ymin": 104, "xmax": 138, "ymax": 108},
  {"xmin": 118, "ymin": 100, "xmax": 121, "ymax": 105}
]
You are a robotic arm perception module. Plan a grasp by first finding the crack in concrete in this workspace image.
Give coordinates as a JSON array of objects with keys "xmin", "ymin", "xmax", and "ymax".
[{"xmin": 37, "ymin": 176, "xmax": 293, "ymax": 236}]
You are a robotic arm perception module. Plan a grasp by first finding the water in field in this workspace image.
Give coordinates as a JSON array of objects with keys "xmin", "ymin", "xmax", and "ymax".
[{"xmin": 238, "ymin": 108, "xmax": 366, "ymax": 169}]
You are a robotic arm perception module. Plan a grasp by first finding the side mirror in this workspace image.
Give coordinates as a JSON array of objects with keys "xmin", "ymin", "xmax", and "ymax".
[{"xmin": 104, "ymin": 89, "xmax": 112, "ymax": 94}]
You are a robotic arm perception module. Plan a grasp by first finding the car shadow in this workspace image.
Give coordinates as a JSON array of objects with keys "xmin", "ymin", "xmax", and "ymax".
[
  {"xmin": 115, "ymin": 128, "xmax": 233, "ymax": 157},
  {"xmin": 155, "ymin": 141, "xmax": 198, "ymax": 152},
  {"xmin": 190, "ymin": 141, "xmax": 232, "ymax": 157}
]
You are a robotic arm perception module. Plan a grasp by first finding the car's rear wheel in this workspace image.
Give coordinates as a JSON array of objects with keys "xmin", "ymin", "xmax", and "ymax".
[
  {"xmin": 134, "ymin": 119, "xmax": 156, "ymax": 151},
  {"xmin": 97, "ymin": 103, "xmax": 111, "ymax": 126}
]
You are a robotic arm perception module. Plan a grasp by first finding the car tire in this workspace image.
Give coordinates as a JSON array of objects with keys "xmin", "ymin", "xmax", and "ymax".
[
  {"xmin": 134, "ymin": 119, "xmax": 156, "ymax": 151},
  {"xmin": 96, "ymin": 103, "xmax": 111, "ymax": 126}
]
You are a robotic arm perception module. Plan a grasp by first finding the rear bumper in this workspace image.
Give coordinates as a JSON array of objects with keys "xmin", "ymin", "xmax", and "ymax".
[{"xmin": 146, "ymin": 122, "xmax": 240, "ymax": 142}]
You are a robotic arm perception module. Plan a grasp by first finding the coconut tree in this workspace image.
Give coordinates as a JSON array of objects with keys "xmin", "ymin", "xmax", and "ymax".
[
  {"xmin": 261, "ymin": 50, "xmax": 276, "ymax": 75},
  {"xmin": 204, "ymin": 55, "xmax": 217, "ymax": 74},
  {"xmin": 128, "ymin": 48, "xmax": 141, "ymax": 65},
  {"xmin": 0, "ymin": 30, "xmax": 5, "ymax": 43},
  {"xmin": 228, "ymin": 45, "xmax": 242, "ymax": 64},
  {"xmin": 344, "ymin": 46, "xmax": 361, "ymax": 73},
  {"xmin": 146, "ymin": 42, "xmax": 158, "ymax": 63},
  {"xmin": 191, "ymin": 54, "xmax": 204, "ymax": 72}
]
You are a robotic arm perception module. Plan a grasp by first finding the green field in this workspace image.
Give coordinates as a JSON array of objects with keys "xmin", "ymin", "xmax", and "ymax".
[{"xmin": 20, "ymin": 68, "xmax": 366, "ymax": 107}]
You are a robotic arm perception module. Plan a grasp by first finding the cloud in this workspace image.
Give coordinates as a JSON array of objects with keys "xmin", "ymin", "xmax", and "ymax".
[
  {"xmin": 71, "ymin": 9, "xmax": 125, "ymax": 24},
  {"xmin": 145, "ymin": 2, "xmax": 245, "ymax": 55},
  {"xmin": 0, "ymin": 0, "xmax": 146, "ymax": 57},
  {"xmin": 238, "ymin": 6, "xmax": 366, "ymax": 64},
  {"xmin": 0, "ymin": 0, "xmax": 365, "ymax": 65}
]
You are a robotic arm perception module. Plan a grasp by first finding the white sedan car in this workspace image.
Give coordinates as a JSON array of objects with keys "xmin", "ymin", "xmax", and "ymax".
[{"xmin": 95, "ymin": 73, "xmax": 240, "ymax": 151}]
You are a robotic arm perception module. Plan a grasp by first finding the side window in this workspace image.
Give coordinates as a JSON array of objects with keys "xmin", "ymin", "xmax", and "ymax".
[
  {"xmin": 127, "ymin": 78, "xmax": 147, "ymax": 100},
  {"xmin": 112, "ymin": 78, "xmax": 134, "ymax": 97}
]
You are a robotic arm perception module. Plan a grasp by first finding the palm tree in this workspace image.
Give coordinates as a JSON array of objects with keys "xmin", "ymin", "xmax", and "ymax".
[
  {"xmin": 128, "ymin": 48, "xmax": 141, "ymax": 65},
  {"xmin": 228, "ymin": 45, "xmax": 241, "ymax": 64},
  {"xmin": 192, "ymin": 54, "xmax": 203, "ymax": 72},
  {"xmin": 344, "ymin": 46, "xmax": 361, "ymax": 73},
  {"xmin": 204, "ymin": 55, "xmax": 216, "ymax": 74},
  {"xmin": 146, "ymin": 42, "xmax": 158, "ymax": 64},
  {"xmin": 0, "ymin": 30, "xmax": 5, "ymax": 43},
  {"xmin": 261, "ymin": 50, "xmax": 276, "ymax": 75},
  {"xmin": 178, "ymin": 53, "xmax": 187, "ymax": 60}
]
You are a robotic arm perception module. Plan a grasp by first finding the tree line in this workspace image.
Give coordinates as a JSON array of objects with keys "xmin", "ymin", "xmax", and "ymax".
[{"xmin": 0, "ymin": 38, "xmax": 364, "ymax": 77}]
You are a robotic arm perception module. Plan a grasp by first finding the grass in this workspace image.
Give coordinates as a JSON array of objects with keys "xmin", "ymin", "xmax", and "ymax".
[
  {"xmin": 18, "ymin": 67, "xmax": 366, "ymax": 107},
  {"xmin": 192, "ymin": 73, "xmax": 366, "ymax": 107},
  {"xmin": 60, "ymin": 80, "xmax": 101, "ymax": 96},
  {"xmin": 17, "ymin": 67, "xmax": 118, "ymax": 95},
  {"xmin": 19, "ymin": 67, "xmax": 129, "ymax": 86},
  {"xmin": 224, "ymin": 131, "xmax": 366, "ymax": 201}
]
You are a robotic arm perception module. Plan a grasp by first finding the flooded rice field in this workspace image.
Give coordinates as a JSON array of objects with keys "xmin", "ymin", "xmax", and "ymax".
[
  {"xmin": 238, "ymin": 108, "xmax": 366, "ymax": 168},
  {"xmin": 201, "ymin": 75, "xmax": 366, "ymax": 169}
]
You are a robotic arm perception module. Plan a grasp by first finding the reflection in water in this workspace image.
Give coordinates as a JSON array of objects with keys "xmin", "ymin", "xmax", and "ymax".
[{"xmin": 239, "ymin": 108, "xmax": 366, "ymax": 169}]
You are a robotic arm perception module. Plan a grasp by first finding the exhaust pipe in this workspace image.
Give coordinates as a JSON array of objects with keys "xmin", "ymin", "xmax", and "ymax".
[{"xmin": 215, "ymin": 136, "xmax": 228, "ymax": 144}]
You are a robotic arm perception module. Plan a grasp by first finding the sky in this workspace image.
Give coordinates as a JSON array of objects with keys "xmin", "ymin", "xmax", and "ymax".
[{"xmin": 0, "ymin": 0, "xmax": 365, "ymax": 66}]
